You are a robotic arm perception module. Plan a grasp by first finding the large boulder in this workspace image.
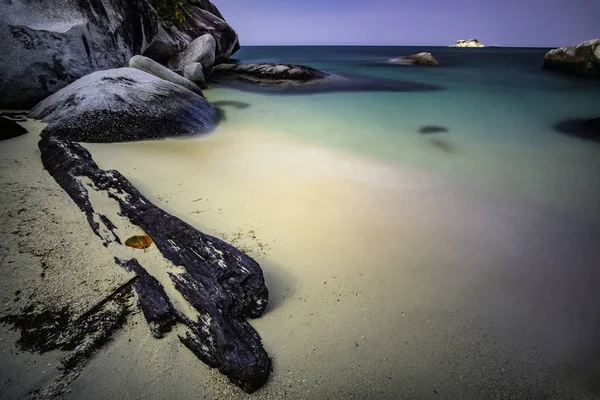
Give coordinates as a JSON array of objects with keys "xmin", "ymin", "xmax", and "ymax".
[
  {"xmin": 183, "ymin": 63, "xmax": 207, "ymax": 88},
  {"xmin": 451, "ymin": 39, "xmax": 484, "ymax": 48},
  {"xmin": 128, "ymin": 55, "xmax": 203, "ymax": 95},
  {"xmin": 0, "ymin": 0, "xmax": 159, "ymax": 109},
  {"xmin": 168, "ymin": 34, "xmax": 216, "ymax": 70},
  {"xmin": 543, "ymin": 39, "xmax": 600, "ymax": 78},
  {"xmin": 29, "ymin": 68, "xmax": 218, "ymax": 142},
  {"xmin": 143, "ymin": 0, "xmax": 239, "ymax": 65}
]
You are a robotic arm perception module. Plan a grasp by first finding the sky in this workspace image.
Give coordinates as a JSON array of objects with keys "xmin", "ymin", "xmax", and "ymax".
[{"xmin": 215, "ymin": 0, "xmax": 599, "ymax": 47}]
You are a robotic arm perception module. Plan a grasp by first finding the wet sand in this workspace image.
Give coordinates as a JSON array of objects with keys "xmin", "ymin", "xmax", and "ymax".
[{"xmin": 1, "ymin": 118, "xmax": 600, "ymax": 399}]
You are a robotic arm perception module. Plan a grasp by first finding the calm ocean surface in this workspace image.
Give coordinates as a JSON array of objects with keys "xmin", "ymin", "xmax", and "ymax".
[{"xmin": 207, "ymin": 46, "xmax": 600, "ymax": 220}]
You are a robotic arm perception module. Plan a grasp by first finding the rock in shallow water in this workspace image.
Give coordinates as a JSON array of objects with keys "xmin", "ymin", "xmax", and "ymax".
[
  {"xmin": 29, "ymin": 68, "xmax": 218, "ymax": 143},
  {"xmin": 419, "ymin": 125, "xmax": 448, "ymax": 134},
  {"xmin": 0, "ymin": 0, "xmax": 159, "ymax": 109},
  {"xmin": 128, "ymin": 55, "xmax": 203, "ymax": 95},
  {"xmin": 543, "ymin": 39, "xmax": 600, "ymax": 78},
  {"xmin": 554, "ymin": 117, "xmax": 600, "ymax": 143},
  {"xmin": 208, "ymin": 63, "xmax": 444, "ymax": 94},
  {"xmin": 390, "ymin": 52, "xmax": 439, "ymax": 66}
]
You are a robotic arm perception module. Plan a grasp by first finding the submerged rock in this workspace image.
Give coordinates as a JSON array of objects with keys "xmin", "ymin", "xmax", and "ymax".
[
  {"xmin": 543, "ymin": 39, "xmax": 600, "ymax": 78},
  {"xmin": 451, "ymin": 39, "xmax": 485, "ymax": 48},
  {"xmin": 128, "ymin": 55, "xmax": 203, "ymax": 95},
  {"xmin": 419, "ymin": 125, "xmax": 448, "ymax": 134},
  {"xmin": 554, "ymin": 117, "xmax": 600, "ymax": 143},
  {"xmin": 143, "ymin": 0, "xmax": 239, "ymax": 64},
  {"xmin": 168, "ymin": 34, "xmax": 217, "ymax": 70},
  {"xmin": 0, "ymin": 0, "xmax": 159, "ymax": 109},
  {"xmin": 0, "ymin": 116, "xmax": 27, "ymax": 141},
  {"xmin": 389, "ymin": 52, "xmax": 439, "ymax": 66},
  {"xmin": 208, "ymin": 63, "xmax": 444, "ymax": 94},
  {"xmin": 29, "ymin": 68, "xmax": 218, "ymax": 143}
]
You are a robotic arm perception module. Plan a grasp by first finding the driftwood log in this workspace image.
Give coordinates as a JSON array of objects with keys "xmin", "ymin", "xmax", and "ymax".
[
  {"xmin": 39, "ymin": 135, "xmax": 271, "ymax": 392},
  {"xmin": 114, "ymin": 258, "xmax": 176, "ymax": 338}
]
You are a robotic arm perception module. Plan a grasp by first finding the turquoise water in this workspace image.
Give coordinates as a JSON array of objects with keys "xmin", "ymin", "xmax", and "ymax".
[{"xmin": 206, "ymin": 46, "xmax": 600, "ymax": 219}]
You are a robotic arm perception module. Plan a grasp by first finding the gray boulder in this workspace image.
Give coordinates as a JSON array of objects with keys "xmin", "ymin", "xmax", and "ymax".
[
  {"xmin": 0, "ymin": 0, "xmax": 159, "ymax": 109},
  {"xmin": 209, "ymin": 63, "xmax": 331, "ymax": 84},
  {"xmin": 183, "ymin": 63, "xmax": 207, "ymax": 88},
  {"xmin": 168, "ymin": 34, "xmax": 216, "ymax": 70},
  {"xmin": 543, "ymin": 39, "xmax": 600, "ymax": 78},
  {"xmin": 389, "ymin": 52, "xmax": 439, "ymax": 66},
  {"xmin": 143, "ymin": 0, "xmax": 238, "ymax": 65},
  {"xmin": 29, "ymin": 68, "xmax": 218, "ymax": 143},
  {"xmin": 129, "ymin": 55, "xmax": 203, "ymax": 95}
]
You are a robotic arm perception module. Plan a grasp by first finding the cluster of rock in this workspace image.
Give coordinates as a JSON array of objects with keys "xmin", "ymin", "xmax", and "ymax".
[
  {"xmin": 0, "ymin": 0, "xmax": 238, "ymax": 108},
  {"xmin": 543, "ymin": 39, "xmax": 600, "ymax": 78},
  {"xmin": 451, "ymin": 39, "xmax": 485, "ymax": 48}
]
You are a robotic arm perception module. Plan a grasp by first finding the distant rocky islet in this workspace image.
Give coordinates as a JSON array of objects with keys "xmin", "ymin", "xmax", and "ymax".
[{"xmin": 451, "ymin": 39, "xmax": 485, "ymax": 47}]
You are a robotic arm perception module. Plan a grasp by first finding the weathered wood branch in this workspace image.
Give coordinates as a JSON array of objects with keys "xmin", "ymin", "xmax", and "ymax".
[
  {"xmin": 39, "ymin": 135, "xmax": 271, "ymax": 392},
  {"xmin": 115, "ymin": 257, "xmax": 177, "ymax": 338}
]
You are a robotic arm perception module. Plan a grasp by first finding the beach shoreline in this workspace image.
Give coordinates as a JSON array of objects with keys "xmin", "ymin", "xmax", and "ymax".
[{"xmin": 2, "ymin": 114, "xmax": 598, "ymax": 398}]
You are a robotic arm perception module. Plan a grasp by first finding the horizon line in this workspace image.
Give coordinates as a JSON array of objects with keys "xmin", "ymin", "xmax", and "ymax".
[{"xmin": 237, "ymin": 44, "xmax": 556, "ymax": 49}]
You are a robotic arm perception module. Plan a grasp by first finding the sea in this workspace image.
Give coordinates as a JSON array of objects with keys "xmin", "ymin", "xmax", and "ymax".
[{"xmin": 208, "ymin": 45, "xmax": 600, "ymax": 220}]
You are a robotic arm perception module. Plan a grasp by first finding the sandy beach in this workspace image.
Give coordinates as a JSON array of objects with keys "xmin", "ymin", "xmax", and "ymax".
[{"xmin": 1, "ymin": 113, "xmax": 599, "ymax": 399}]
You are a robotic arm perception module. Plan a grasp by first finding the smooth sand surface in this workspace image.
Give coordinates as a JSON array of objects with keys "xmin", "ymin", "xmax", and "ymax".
[
  {"xmin": 81, "ymin": 122, "xmax": 599, "ymax": 399},
  {"xmin": 1, "ymin": 116, "xmax": 599, "ymax": 399}
]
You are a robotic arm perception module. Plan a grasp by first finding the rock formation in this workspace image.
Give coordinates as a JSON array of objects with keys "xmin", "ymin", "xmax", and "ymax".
[
  {"xmin": 0, "ymin": 0, "xmax": 159, "ymax": 109},
  {"xmin": 389, "ymin": 52, "xmax": 439, "ymax": 66},
  {"xmin": 208, "ymin": 63, "xmax": 444, "ymax": 94},
  {"xmin": 451, "ymin": 39, "xmax": 485, "ymax": 48},
  {"xmin": 168, "ymin": 34, "xmax": 217, "ymax": 70},
  {"xmin": 143, "ymin": 0, "xmax": 239, "ymax": 65},
  {"xmin": 184, "ymin": 63, "xmax": 208, "ymax": 88},
  {"xmin": 129, "ymin": 55, "xmax": 203, "ymax": 95},
  {"xmin": 543, "ymin": 39, "xmax": 600, "ymax": 78},
  {"xmin": 30, "ymin": 68, "xmax": 217, "ymax": 142}
]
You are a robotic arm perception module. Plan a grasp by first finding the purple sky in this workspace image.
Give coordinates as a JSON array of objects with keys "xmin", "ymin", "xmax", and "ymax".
[{"xmin": 215, "ymin": 0, "xmax": 599, "ymax": 47}]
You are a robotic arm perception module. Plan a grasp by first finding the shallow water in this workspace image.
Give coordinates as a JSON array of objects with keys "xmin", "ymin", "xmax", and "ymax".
[{"xmin": 210, "ymin": 46, "xmax": 600, "ymax": 219}]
